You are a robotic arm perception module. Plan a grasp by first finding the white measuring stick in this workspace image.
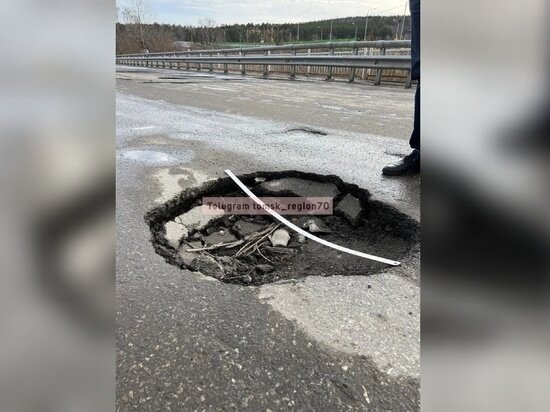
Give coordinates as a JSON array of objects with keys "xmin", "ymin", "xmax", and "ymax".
[{"xmin": 224, "ymin": 170, "xmax": 401, "ymax": 266}]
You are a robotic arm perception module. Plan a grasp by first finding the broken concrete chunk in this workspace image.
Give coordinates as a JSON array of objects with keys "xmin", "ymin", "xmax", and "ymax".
[
  {"xmin": 335, "ymin": 194, "xmax": 363, "ymax": 226},
  {"xmin": 176, "ymin": 206, "xmax": 224, "ymax": 232},
  {"xmin": 178, "ymin": 241, "xmax": 203, "ymax": 266},
  {"xmin": 233, "ymin": 220, "xmax": 265, "ymax": 238},
  {"xmin": 204, "ymin": 231, "xmax": 238, "ymax": 245},
  {"xmin": 190, "ymin": 255, "xmax": 225, "ymax": 280},
  {"xmin": 260, "ymin": 178, "xmax": 340, "ymax": 198},
  {"xmin": 297, "ymin": 217, "xmax": 332, "ymax": 234},
  {"xmin": 269, "ymin": 229, "xmax": 291, "ymax": 247},
  {"xmin": 185, "ymin": 241, "xmax": 203, "ymax": 250},
  {"xmin": 164, "ymin": 221, "xmax": 188, "ymax": 248},
  {"xmin": 290, "ymin": 232, "xmax": 307, "ymax": 244},
  {"xmin": 178, "ymin": 250, "xmax": 198, "ymax": 266},
  {"xmin": 188, "ymin": 232, "xmax": 203, "ymax": 241}
]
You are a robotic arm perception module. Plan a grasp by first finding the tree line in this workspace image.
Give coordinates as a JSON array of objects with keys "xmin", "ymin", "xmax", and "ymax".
[{"xmin": 116, "ymin": 16, "xmax": 411, "ymax": 55}]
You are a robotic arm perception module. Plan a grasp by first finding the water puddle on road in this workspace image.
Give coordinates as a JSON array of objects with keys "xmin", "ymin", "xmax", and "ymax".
[{"xmin": 120, "ymin": 150, "xmax": 176, "ymax": 164}]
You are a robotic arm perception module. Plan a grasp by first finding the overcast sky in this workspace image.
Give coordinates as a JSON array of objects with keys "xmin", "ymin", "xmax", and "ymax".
[{"xmin": 117, "ymin": 0, "xmax": 409, "ymax": 26}]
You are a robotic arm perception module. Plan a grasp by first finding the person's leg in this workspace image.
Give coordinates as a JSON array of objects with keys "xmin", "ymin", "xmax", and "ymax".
[
  {"xmin": 410, "ymin": 0, "xmax": 420, "ymax": 82},
  {"xmin": 382, "ymin": 0, "xmax": 420, "ymax": 175},
  {"xmin": 409, "ymin": 82, "xmax": 420, "ymax": 151},
  {"xmin": 409, "ymin": 0, "xmax": 420, "ymax": 151}
]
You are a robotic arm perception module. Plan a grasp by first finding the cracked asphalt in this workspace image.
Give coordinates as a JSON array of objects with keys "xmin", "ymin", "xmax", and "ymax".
[{"xmin": 116, "ymin": 65, "xmax": 420, "ymax": 410}]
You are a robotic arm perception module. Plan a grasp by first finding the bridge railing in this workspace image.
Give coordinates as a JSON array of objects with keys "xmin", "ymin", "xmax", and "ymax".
[{"xmin": 116, "ymin": 40, "xmax": 412, "ymax": 87}]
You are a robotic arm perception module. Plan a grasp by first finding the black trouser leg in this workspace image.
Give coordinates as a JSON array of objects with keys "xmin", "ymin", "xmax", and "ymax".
[{"xmin": 409, "ymin": 82, "xmax": 420, "ymax": 151}]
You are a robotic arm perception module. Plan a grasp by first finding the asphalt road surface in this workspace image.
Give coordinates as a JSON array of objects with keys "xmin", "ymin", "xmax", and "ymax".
[{"xmin": 116, "ymin": 66, "xmax": 420, "ymax": 411}]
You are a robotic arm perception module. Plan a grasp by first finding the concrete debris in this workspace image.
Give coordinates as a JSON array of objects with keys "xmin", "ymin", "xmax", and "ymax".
[
  {"xmin": 204, "ymin": 231, "xmax": 238, "ymax": 245},
  {"xmin": 260, "ymin": 178, "xmax": 340, "ymax": 198},
  {"xmin": 178, "ymin": 249, "xmax": 199, "ymax": 266},
  {"xmin": 233, "ymin": 221, "xmax": 265, "ymax": 238},
  {"xmin": 291, "ymin": 232, "xmax": 307, "ymax": 244},
  {"xmin": 186, "ymin": 241, "xmax": 203, "ymax": 249},
  {"xmin": 297, "ymin": 217, "xmax": 332, "ymax": 234},
  {"xmin": 188, "ymin": 232, "xmax": 203, "ymax": 241},
  {"xmin": 190, "ymin": 255, "xmax": 225, "ymax": 280},
  {"xmin": 176, "ymin": 206, "xmax": 224, "ymax": 231},
  {"xmin": 335, "ymin": 194, "xmax": 363, "ymax": 226},
  {"xmin": 164, "ymin": 221, "xmax": 188, "ymax": 248},
  {"xmin": 269, "ymin": 229, "xmax": 291, "ymax": 247}
]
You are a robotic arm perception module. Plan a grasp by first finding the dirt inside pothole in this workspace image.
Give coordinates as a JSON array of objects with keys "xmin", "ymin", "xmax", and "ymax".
[{"xmin": 145, "ymin": 171, "xmax": 419, "ymax": 286}]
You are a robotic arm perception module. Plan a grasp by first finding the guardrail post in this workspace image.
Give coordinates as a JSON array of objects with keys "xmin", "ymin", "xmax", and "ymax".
[
  {"xmin": 290, "ymin": 48, "xmax": 297, "ymax": 79},
  {"xmin": 198, "ymin": 53, "xmax": 202, "ymax": 71},
  {"xmin": 241, "ymin": 51, "xmax": 246, "ymax": 75},
  {"xmin": 307, "ymin": 48, "xmax": 311, "ymax": 76},
  {"xmin": 374, "ymin": 47, "xmax": 386, "ymax": 85},
  {"xmin": 209, "ymin": 52, "xmax": 214, "ymax": 72},
  {"xmin": 326, "ymin": 46, "xmax": 335, "ymax": 80},
  {"xmin": 263, "ymin": 51, "xmax": 269, "ymax": 77},
  {"xmin": 186, "ymin": 52, "xmax": 190, "ymax": 70},
  {"xmin": 405, "ymin": 70, "xmax": 412, "ymax": 89},
  {"xmin": 177, "ymin": 61, "xmax": 181, "ymax": 70},
  {"xmin": 224, "ymin": 52, "xmax": 228, "ymax": 73},
  {"xmin": 349, "ymin": 45, "xmax": 359, "ymax": 82},
  {"xmin": 361, "ymin": 47, "xmax": 369, "ymax": 80}
]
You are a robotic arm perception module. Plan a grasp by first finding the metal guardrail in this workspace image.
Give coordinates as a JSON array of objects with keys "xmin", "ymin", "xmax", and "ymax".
[{"xmin": 117, "ymin": 40, "xmax": 412, "ymax": 86}]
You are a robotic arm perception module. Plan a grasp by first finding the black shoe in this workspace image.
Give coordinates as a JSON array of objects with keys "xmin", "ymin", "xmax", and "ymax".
[{"xmin": 382, "ymin": 149, "xmax": 420, "ymax": 176}]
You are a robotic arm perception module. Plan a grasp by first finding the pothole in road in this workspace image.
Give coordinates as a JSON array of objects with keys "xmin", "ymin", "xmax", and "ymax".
[{"xmin": 145, "ymin": 171, "xmax": 419, "ymax": 286}]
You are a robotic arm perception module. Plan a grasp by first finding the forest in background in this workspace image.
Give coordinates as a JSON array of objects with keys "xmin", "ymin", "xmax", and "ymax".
[{"xmin": 116, "ymin": 15, "xmax": 411, "ymax": 55}]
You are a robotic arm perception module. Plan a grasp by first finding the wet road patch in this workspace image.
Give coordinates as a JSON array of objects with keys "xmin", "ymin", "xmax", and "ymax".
[{"xmin": 121, "ymin": 150, "xmax": 176, "ymax": 163}]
